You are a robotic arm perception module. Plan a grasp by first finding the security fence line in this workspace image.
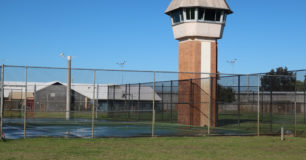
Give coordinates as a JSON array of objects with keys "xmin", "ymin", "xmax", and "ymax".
[{"xmin": 0, "ymin": 64, "xmax": 306, "ymax": 139}]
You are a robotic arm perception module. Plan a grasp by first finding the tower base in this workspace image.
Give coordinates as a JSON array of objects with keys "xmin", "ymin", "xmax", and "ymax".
[{"xmin": 177, "ymin": 39, "xmax": 218, "ymax": 127}]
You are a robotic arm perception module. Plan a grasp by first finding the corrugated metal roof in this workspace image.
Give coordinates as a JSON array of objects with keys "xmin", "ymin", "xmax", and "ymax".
[
  {"xmin": 3, "ymin": 81, "xmax": 59, "ymax": 98},
  {"xmin": 109, "ymin": 85, "xmax": 162, "ymax": 101},
  {"xmin": 165, "ymin": 0, "xmax": 232, "ymax": 14},
  {"xmin": 3, "ymin": 81, "xmax": 161, "ymax": 101},
  {"xmin": 3, "ymin": 81, "xmax": 109, "ymax": 100}
]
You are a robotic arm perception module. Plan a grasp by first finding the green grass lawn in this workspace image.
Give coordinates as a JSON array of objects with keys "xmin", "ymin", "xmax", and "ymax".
[{"xmin": 1, "ymin": 136, "xmax": 306, "ymax": 160}]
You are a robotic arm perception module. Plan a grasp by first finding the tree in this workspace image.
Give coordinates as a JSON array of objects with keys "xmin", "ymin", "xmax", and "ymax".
[
  {"xmin": 261, "ymin": 67, "xmax": 296, "ymax": 91},
  {"xmin": 296, "ymin": 80, "xmax": 305, "ymax": 91},
  {"xmin": 218, "ymin": 85, "xmax": 235, "ymax": 103}
]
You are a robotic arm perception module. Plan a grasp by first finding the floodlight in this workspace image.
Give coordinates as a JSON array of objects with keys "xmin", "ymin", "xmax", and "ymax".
[{"xmin": 59, "ymin": 53, "xmax": 65, "ymax": 57}]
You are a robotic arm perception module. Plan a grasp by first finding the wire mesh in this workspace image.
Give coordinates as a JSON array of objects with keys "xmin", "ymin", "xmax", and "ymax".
[
  {"xmin": 1, "ymin": 65, "xmax": 306, "ymax": 139},
  {"xmin": 215, "ymin": 75, "xmax": 259, "ymax": 135}
]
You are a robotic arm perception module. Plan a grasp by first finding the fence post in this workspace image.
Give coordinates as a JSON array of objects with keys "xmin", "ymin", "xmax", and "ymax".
[
  {"xmin": 96, "ymin": 84, "xmax": 99, "ymax": 119},
  {"xmin": 112, "ymin": 84, "xmax": 115, "ymax": 118},
  {"xmin": 138, "ymin": 83, "xmax": 140, "ymax": 120},
  {"xmin": 66, "ymin": 56, "xmax": 71, "ymax": 120},
  {"xmin": 208, "ymin": 76, "xmax": 211, "ymax": 135},
  {"xmin": 161, "ymin": 84, "xmax": 164, "ymax": 121},
  {"xmin": 304, "ymin": 75, "xmax": 306, "ymax": 124},
  {"xmin": 270, "ymin": 78, "xmax": 273, "ymax": 132},
  {"xmin": 34, "ymin": 84, "xmax": 36, "ymax": 118},
  {"xmin": 261, "ymin": 85, "xmax": 264, "ymax": 122},
  {"xmin": 124, "ymin": 84, "xmax": 127, "ymax": 118},
  {"xmin": 257, "ymin": 74, "xmax": 260, "ymax": 136},
  {"xmin": 0, "ymin": 65, "xmax": 4, "ymax": 138},
  {"xmin": 248, "ymin": 74, "xmax": 250, "ymax": 95},
  {"xmin": 91, "ymin": 70, "xmax": 96, "ymax": 139},
  {"xmin": 170, "ymin": 80, "xmax": 173, "ymax": 122},
  {"xmin": 106, "ymin": 84, "xmax": 109, "ymax": 118},
  {"xmin": 24, "ymin": 66, "xmax": 28, "ymax": 139},
  {"xmin": 294, "ymin": 73, "xmax": 297, "ymax": 136},
  {"xmin": 152, "ymin": 72, "xmax": 156, "ymax": 137},
  {"xmin": 128, "ymin": 84, "xmax": 131, "ymax": 119},
  {"xmin": 238, "ymin": 75, "xmax": 241, "ymax": 128},
  {"xmin": 190, "ymin": 79, "xmax": 193, "ymax": 126}
]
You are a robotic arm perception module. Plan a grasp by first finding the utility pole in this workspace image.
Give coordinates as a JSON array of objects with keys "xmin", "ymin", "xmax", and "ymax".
[
  {"xmin": 66, "ymin": 56, "xmax": 71, "ymax": 120},
  {"xmin": 60, "ymin": 53, "xmax": 71, "ymax": 120}
]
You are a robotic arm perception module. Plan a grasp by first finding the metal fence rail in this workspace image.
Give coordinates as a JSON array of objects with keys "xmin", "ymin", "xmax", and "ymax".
[{"xmin": 0, "ymin": 65, "xmax": 306, "ymax": 139}]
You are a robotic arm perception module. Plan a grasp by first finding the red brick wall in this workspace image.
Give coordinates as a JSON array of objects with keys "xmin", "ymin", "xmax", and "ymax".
[
  {"xmin": 177, "ymin": 41, "xmax": 201, "ymax": 125},
  {"xmin": 177, "ymin": 40, "xmax": 218, "ymax": 127}
]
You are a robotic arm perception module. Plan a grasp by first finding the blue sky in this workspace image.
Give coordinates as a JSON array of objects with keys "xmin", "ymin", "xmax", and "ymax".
[{"xmin": 0, "ymin": 0, "xmax": 306, "ymax": 74}]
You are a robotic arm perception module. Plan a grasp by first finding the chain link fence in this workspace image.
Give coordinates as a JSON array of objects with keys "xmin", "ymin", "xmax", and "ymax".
[{"xmin": 0, "ymin": 65, "xmax": 306, "ymax": 139}]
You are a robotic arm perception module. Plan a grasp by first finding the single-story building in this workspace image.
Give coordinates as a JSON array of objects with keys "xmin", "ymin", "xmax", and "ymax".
[{"xmin": 3, "ymin": 81, "xmax": 161, "ymax": 113}]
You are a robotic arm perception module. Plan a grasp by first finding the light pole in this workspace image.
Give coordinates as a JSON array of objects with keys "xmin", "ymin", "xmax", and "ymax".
[
  {"xmin": 60, "ymin": 53, "xmax": 71, "ymax": 120},
  {"xmin": 227, "ymin": 59, "xmax": 238, "ymax": 85},
  {"xmin": 116, "ymin": 61, "xmax": 126, "ymax": 85}
]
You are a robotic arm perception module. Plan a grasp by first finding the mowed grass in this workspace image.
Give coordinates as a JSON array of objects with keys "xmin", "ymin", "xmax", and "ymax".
[{"xmin": 1, "ymin": 136, "xmax": 306, "ymax": 160}]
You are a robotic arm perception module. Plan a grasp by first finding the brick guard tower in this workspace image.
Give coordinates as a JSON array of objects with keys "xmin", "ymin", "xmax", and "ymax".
[{"xmin": 165, "ymin": 0, "xmax": 232, "ymax": 127}]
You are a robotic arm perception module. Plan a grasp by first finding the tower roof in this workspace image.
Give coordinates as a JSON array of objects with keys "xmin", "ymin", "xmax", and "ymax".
[{"xmin": 165, "ymin": 0, "xmax": 232, "ymax": 14}]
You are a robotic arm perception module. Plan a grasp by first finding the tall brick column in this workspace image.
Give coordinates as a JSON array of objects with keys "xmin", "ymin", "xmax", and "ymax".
[{"xmin": 177, "ymin": 40, "xmax": 218, "ymax": 127}]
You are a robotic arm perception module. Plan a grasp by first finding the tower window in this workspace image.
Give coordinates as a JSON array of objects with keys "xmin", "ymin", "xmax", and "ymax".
[
  {"xmin": 172, "ymin": 9, "xmax": 183, "ymax": 24},
  {"xmin": 180, "ymin": 9, "xmax": 184, "ymax": 21},
  {"xmin": 186, "ymin": 8, "xmax": 195, "ymax": 20},
  {"xmin": 172, "ymin": 9, "xmax": 184, "ymax": 24},
  {"xmin": 216, "ymin": 11, "xmax": 222, "ymax": 22},
  {"xmin": 204, "ymin": 9, "xmax": 216, "ymax": 21},
  {"xmin": 223, "ymin": 13, "xmax": 227, "ymax": 22},
  {"xmin": 198, "ymin": 8, "xmax": 205, "ymax": 21},
  {"xmin": 171, "ymin": 8, "xmax": 225, "ymax": 24},
  {"xmin": 172, "ymin": 10, "xmax": 180, "ymax": 23}
]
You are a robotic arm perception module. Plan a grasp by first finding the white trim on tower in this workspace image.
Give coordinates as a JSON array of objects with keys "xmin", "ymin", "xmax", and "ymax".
[{"xmin": 201, "ymin": 41, "xmax": 211, "ymax": 78}]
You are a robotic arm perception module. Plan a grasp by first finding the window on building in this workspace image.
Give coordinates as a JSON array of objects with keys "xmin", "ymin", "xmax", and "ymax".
[
  {"xmin": 223, "ymin": 13, "xmax": 227, "ymax": 22},
  {"xmin": 172, "ymin": 9, "xmax": 183, "ymax": 24},
  {"xmin": 204, "ymin": 9, "xmax": 216, "ymax": 21},
  {"xmin": 172, "ymin": 8, "xmax": 225, "ymax": 24},
  {"xmin": 186, "ymin": 8, "xmax": 195, "ymax": 20},
  {"xmin": 216, "ymin": 11, "xmax": 222, "ymax": 22},
  {"xmin": 198, "ymin": 8, "xmax": 205, "ymax": 21},
  {"xmin": 180, "ymin": 9, "xmax": 184, "ymax": 21},
  {"xmin": 172, "ymin": 10, "xmax": 181, "ymax": 24}
]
